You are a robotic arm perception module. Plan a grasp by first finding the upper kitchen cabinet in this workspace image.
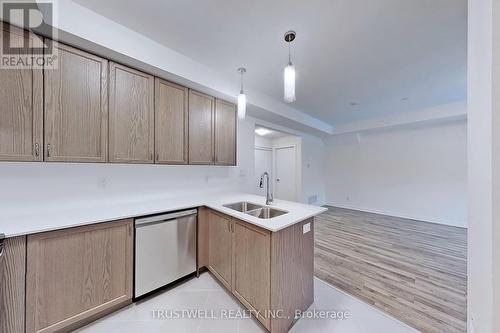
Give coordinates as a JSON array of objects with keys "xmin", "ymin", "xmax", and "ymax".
[
  {"xmin": 0, "ymin": 24, "xmax": 43, "ymax": 161},
  {"xmin": 214, "ymin": 99, "xmax": 237, "ymax": 166},
  {"xmin": 188, "ymin": 90, "xmax": 215, "ymax": 164},
  {"xmin": 155, "ymin": 79, "xmax": 188, "ymax": 164},
  {"xmin": 109, "ymin": 62, "xmax": 154, "ymax": 163},
  {"xmin": 44, "ymin": 40, "xmax": 108, "ymax": 162}
]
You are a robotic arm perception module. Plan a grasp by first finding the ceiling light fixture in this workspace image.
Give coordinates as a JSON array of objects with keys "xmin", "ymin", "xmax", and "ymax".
[
  {"xmin": 255, "ymin": 127, "xmax": 272, "ymax": 136},
  {"xmin": 284, "ymin": 30, "xmax": 296, "ymax": 103},
  {"xmin": 237, "ymin": 67, "xmax": 247, "ymax": 120}
]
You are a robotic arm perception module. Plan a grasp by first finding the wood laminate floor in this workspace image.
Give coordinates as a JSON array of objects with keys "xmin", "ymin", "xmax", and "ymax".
[{"xmin": 314, "ymin": 206, "xmax": 467, "ymax": 333}]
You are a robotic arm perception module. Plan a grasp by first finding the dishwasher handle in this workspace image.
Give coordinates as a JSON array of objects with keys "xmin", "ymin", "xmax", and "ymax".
[{"xmin": 135, "ymin": 209, "xmax": 197, "ymax": 227}]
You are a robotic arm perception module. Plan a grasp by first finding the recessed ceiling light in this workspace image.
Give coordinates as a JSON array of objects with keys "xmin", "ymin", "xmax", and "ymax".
[{"xmin": 255, "ymin": 128, "xmax": 272, "ymax": 136}]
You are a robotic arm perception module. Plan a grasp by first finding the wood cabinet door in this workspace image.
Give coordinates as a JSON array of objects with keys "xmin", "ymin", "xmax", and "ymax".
[
  {"xmin": 188, "ymin": 90, "xmax": 214, "ymax": 164},
  {"xmin": 214, "ymin": 99, "xmax": 236, "ymax": 165},
  {"xmin": 208, "ymin": 210, "xmax": 232, "ymax": 289},
  {"xmin": 26, "ymin": 219, "xmax": 133, "ymax": 333},
  {"xmin": 0, "ymin": 24, "xmax": 43, "ymax": 161},
  {"xmin": 44, "ymin": 40, "xmax": 108, "ymax": 162},
  {"xmin": 0, "ymin": 236, "xmax": 26, "ymax": 333},
  {"xmin": 232, "ymin": 220, "xmax": 271, "ymax": 329},
  {"xmin": 109, "ymin": 62, "xmax": 154, "ymax": 163},
  {"xmin": 155, "ymin": 79, "xmax": 188, "ymax": 164}
]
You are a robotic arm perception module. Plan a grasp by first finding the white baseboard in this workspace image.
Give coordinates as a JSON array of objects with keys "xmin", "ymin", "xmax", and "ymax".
[{"xmin": 325, "ymin": 202, "xmax": 467, "ymax": 229}]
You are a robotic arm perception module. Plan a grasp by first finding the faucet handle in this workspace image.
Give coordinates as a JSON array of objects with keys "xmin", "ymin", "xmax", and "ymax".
[{"xmin": 259, "ymin": 177, "xmax": 263, "ymax": 188}]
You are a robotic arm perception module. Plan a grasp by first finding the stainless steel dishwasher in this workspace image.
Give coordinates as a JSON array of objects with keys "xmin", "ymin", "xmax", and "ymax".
[{"xmin": 135, "ymin": 209, "xmax": 197, "ymax": 298}]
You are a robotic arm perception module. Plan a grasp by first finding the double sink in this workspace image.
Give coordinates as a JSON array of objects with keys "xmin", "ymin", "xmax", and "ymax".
[{"xmin": 223, "ymin": 202, "xmax": 288, "ymax": 219}]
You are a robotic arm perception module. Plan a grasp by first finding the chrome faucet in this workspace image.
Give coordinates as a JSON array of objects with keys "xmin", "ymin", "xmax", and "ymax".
[{"xmin": 259, "ymin": 172, "xmax": 273, "ymax": 205}]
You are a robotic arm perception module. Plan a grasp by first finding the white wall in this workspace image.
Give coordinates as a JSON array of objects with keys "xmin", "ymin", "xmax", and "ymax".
[
  {"xmin": 324, "ymin": 119, "xmax": 467, "ymax": 227},
  {"xmin": 301, "ymin": 134, "xmax": 327, "ymax": 205},
  {"xmin": 0, "ymin": 116, "xmax": 256, "ymax": 215},
  {"xmin": 467, "ymin": 0, "xmax": 498, "ymax": 331}
]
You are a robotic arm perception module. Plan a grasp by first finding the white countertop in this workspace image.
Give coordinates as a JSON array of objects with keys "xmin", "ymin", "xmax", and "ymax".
[{"xmin": 0, "ymin": 192, "xmax": 327, "ymax": 237}]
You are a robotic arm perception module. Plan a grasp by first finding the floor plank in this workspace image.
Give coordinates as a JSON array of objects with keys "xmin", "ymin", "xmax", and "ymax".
[{"xmin": 314, "ymin": 206, "xmax": 467, "ymax": 333}]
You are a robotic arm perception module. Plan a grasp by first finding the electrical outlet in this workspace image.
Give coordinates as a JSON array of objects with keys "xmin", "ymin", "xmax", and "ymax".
[
  {"xmin": 303, "ymin": 223, "xmax": 311, "ymax": 234},
  {"xmin": 98, "ymin": 177, "xmax": 107, "ymax": 189}
]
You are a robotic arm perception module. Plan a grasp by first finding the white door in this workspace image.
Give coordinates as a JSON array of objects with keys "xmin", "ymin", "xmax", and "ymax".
[
  {"xmin": 275, "ymin": 146, "xmax": 296, "ymax": 201},
  {"xmin": 254, "ymin": 147, "xmax": 273, "ymax": 196}
]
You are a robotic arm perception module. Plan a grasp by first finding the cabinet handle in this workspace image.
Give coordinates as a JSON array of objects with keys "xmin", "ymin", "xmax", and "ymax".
[
  {"xmin": 46, "ymin": 144, "xmax": 51, "ymax": 158},
  {"xmin": 156, "ymin": 153, "xmax": 159, "ymax": 161},
  {"xmin": 34, "ymin": 143, "xmax": 40, "ymax": 157}
]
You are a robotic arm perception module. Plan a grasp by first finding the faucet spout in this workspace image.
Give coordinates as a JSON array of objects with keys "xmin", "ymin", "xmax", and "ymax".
[{"xmin": 259, "ymin": 172, "xmax": 274, "ymax": 205}]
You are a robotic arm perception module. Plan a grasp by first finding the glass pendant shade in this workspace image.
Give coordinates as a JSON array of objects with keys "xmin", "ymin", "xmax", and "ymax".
[
  {"xmin": 284, "ymin": 62, "xmax": 296, "ymax": 103},
  {"xmin": 237, "ymin": 91, "xmax": 246, "ymax": 120},
  {"xmin": 236, "ymin": 67, "xmax": 247, "ymax": 120}
]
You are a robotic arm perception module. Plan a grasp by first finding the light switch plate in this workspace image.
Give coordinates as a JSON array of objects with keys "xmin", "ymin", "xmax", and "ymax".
[{"xmin": 303, "ymin": 222, "xmax": 311, "ymax": 234}]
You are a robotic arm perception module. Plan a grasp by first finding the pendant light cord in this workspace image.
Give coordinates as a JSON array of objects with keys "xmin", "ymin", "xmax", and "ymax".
[
  {"xmin": 288, "ymin": 40, "xmax": 292, "ymax": 64},
  {"xmin": 240, "ymin": 71, "xmax": 244, "ymax": 94}
]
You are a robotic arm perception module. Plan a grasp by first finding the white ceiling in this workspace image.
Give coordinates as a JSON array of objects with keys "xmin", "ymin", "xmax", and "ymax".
[{"xmin": 74, "ymin": 0, "xmax": 467, "ymax": 126}]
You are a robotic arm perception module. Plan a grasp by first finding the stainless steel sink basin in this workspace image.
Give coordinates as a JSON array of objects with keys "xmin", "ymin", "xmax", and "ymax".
[
  {"xmin": 223, "ymin": 202, "xmax": 263, "ymax": 213},
  {"xmin": 246, "ymin": 207, "xmax": 288, "ymax": 219},
  {"xmin": 223, "ymin": 201, "xmax": 288, "ymax": 219}
]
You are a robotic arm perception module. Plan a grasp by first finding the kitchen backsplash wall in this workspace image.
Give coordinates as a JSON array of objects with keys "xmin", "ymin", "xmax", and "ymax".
[{"xmin": 0, "ymin": 117, "xmax": 257, "ymax": 215}]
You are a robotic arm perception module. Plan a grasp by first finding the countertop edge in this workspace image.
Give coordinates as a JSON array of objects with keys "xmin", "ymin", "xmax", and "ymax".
[{"xmin": 2, "ymin": 194, "xmax": 327, "ymax": 237}]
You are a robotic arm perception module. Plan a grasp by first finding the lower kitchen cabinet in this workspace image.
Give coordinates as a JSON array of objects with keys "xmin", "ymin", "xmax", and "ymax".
[
  {"xmin": 232, "ymin": 220, "xmax": 271, "ymax": 329},
  {"xmin": 26, "ymin": 219, "xmax": 134, "ymax": 333},
  {"xmin": 205, "ymin": 209, "xmax": 314, "ymax": 333},
  {"xmin": 208, "ymin": 210, "xmax": 233, "ymax": 290},
  {"xmin": 0, "ymin": 236, "xmax": 26, "ymax": 333}
]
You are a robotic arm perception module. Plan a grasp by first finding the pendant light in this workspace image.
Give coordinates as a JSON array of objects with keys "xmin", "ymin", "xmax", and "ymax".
[
  {"xmin": 237, "ymin": 67, "xmax": 247, "ymax": 120},
  {"xmin": 284, "ymin": 30, "xmax": 296, "ymax": 103}
]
